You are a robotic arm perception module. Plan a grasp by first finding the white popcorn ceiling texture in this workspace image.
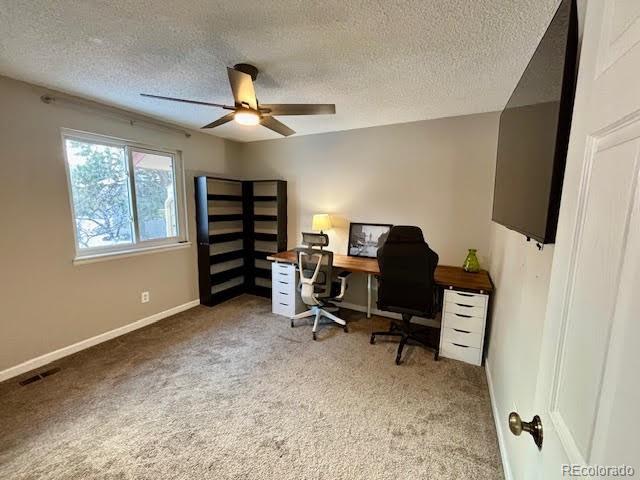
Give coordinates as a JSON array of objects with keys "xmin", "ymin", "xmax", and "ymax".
[{"xmin": 0, "ymin": 0, "xmax": 559, "ymax": 142}]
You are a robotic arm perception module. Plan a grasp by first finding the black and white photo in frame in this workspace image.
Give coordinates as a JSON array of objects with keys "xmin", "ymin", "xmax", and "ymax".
[{"xmin": 347, "ymin": 223, "xmax": 392, "ymax": 258}]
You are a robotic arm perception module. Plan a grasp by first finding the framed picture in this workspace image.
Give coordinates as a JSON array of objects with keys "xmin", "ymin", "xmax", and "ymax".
[{"xmin": 348, "ymin": 223, "xmax": 393, "ymax": 258}]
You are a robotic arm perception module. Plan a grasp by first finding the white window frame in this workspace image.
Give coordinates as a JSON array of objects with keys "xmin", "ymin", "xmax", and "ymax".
[{"xmin": 61, "ymin": 129, "xmax": 189, "ymax": 264}]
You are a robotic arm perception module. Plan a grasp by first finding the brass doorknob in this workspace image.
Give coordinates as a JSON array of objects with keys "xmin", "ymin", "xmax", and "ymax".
[{"xmin": 509, "ymin": 412, "xmax": 543, "ymax": 450}]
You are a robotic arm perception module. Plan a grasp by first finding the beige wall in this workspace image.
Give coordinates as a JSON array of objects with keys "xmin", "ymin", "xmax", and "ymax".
[
  {"xmin": 0, "ymin": 76, "xmax": 240, "ymax": 372},
  {"xmin": 236, "ymin": 112, "xmax": 499, "ymax": 307},
  {"xmin": 485, "ymin": 223, "xmax": 555, "ymax": 476}
]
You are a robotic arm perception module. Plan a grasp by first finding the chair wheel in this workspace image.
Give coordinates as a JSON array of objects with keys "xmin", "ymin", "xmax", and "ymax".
[
  {"xmin": 313, "ymin": 332, "xmax": 317, "ymax": 341},
  {"xmin": 395, "ymin": 355, "xmax": 402, "ymax": 365},
  {"xmin": 370, "ymin": 335, "xmax": 375, "ymax": 345},
  {"xmin": 343, "ymin": 325, "xmax": 348, "ymax": 333},
  {"xmin": 290, "ymin": 320, "xmax": 294, "ymax": 328},
  {"xmin": 434, "ymin": 351, "xmax": 439, "ymax": 361}
]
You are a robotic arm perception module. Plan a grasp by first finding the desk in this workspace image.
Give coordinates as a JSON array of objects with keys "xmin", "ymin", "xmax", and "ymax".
[{"xmin": 267, "ymin": 250, "xmax": 493, "ymax": 318}]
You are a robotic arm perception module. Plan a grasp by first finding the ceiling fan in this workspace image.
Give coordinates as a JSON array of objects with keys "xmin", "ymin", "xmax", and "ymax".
[{"xmin": 141, "ymin": 63, "xmax": 336, "ymax": 137}]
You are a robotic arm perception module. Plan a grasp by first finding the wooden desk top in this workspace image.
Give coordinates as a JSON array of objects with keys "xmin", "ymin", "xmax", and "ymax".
[
  {"xmin": 434, "ymin": 265, "xmax": 494, "ymax": 293},
  {"xmin": 268, "ymin": 250, "xmax": 378, "ymax": 274},
  {"xmin": 267, "ymin": 250, "xmax": 493, "ymax": 293}
]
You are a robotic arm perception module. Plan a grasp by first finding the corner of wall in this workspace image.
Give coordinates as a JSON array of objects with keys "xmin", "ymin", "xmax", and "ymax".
[{"xmin": 223, "ymin": 139, "xmax": 249, "ymax": 179}]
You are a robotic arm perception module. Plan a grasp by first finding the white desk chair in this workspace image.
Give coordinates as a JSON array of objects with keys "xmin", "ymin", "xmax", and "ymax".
[{"xmin": 290, "ymin": 233, "xmax": 350, "ymax": 340}]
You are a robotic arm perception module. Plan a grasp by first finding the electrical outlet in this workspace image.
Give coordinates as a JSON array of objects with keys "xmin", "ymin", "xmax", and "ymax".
[{"xmin": 141, "ymin": 291, "xmax": 150, "ymax": 303}]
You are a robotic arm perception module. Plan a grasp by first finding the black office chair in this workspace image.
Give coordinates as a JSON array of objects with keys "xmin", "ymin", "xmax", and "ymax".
[{"xmin": 370, "ymin": 226, "xmax": 440, "ymax": 365}]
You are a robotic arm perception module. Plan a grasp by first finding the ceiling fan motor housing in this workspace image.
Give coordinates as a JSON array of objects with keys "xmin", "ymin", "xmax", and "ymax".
[{"xmin": 233, "ymin": 63, "xmax": 259, "ymax": 81}]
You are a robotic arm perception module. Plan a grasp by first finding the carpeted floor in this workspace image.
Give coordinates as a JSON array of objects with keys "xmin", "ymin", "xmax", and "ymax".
[{"xmin": 0, "ymin": 295, "xmax": 503, "ymax": 480}]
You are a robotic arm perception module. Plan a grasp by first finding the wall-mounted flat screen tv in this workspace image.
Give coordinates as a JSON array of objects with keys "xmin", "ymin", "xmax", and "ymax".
[{"xmin": 492, "ymin": 0, "xmax": 578, "ymax": 244}]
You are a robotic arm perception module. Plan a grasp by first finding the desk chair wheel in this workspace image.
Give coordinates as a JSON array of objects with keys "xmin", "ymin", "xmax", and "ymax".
[
  {"xmin": 395, "ymin": 354, "xmax": 402, "ymax": 365},
  {"xmin": 434, "ymin": 350, "xmax": 439, "ymax": 361},
  {"xmin": 369, "ymin": 334, "xmax": 375, "ymax": 345},
  {"xmin": 312, "ymin": 332, "xmax": 317, "ymax": 341},
  {"xmin": 290, "ymin": 319, "xmax": 294, "ymax": 328},
  {"xmin": 343, "ymin": 324, "xmax": 348, "ymax": 333}
]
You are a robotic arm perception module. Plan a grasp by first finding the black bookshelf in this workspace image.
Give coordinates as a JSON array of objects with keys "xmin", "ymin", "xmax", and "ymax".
[
  {"xmin": 195, "ymin": 176, "xmax": 287, "ymax": 306},
  {"xmin": 248, "ymin": 180, "xmax": 287, "ymax": 298}
]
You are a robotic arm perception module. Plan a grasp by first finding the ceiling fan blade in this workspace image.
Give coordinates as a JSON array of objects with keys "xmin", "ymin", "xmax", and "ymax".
[
  {"xmin": 260, "ymin": 116, "xmax": 295, "ymax": 137},
  {"xmin": 202, "ymin": 112, "xmax": 236, "ymax": 129},
  {"xmin": 227, "ymin": 67, "xmax": 258, "ymax": 110},
  {"xmin": 141, "ymin": 93, "xmax": 234, "ymax": 109},
  {"xmin": 259, "ymin": 104, "xmax": 336, "ymax": 116}
]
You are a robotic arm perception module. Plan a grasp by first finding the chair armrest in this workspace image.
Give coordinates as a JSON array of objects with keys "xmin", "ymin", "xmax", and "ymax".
[{"xmin": 334, "ymin": 271, "xmax": 351, "ymax": 300}]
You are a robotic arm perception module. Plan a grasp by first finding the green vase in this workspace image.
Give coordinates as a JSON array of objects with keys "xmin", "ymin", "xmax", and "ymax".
[{"xmin": 463, "ymin": 249, "xmax": 480, "ymax": 273}]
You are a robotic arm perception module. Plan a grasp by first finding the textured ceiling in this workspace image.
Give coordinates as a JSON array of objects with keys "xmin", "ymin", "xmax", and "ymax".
[{"xmin": 0, "ymin": 0, "xmax": 559, "ymax": 142}]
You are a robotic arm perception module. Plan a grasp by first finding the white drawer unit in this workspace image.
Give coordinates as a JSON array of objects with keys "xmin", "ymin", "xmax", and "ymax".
[
  {"xmin": 442, "ymin": 313, "xmax": 484, "ymax": 334},
  {"xmin": 271, "ymin": 262, "xmax": 306, "ymax": 317},
  {"xmin": 443, "ymin": 301, "xmax": 485, "ymax": 318},
  {"xmin": 273, "ymin": 262, "xmax": 295, "ymax": 284},
  {"xmin": 441, "ymin": 327, "xmax": 482, "ymax": 348},
  {"xmin": 439, "ymin": 289, "xmax": 489, "ymax": 366},
  {"xmin": 440, "ymin": 341, "xmax": 482, "ymax": 366},
  {"xmin": 444, "ymin": 290, "xmax": 487, "ymax": 308}
]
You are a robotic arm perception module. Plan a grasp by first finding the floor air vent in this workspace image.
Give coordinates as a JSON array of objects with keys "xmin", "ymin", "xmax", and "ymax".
[{"xmin": 19, "ymin": 367, "xmax": 61, "ymax": 386}]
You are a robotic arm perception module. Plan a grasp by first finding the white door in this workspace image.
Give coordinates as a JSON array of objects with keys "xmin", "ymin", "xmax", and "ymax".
[{"xmin": 515, "ymin": 1, "xmax": 640, "ymax": 478}]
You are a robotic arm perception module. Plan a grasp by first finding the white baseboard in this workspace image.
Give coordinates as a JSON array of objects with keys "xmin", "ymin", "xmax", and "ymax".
[
  {"xmin": 340, "ymin": 301, "xmax": 390, "ymax": 318},
  {"xmin": 485, "ymin": 360, "xmax": 513, "ymax": 480},
  {"xmin": 0, "ymin": 299, "xmax": 200, "ymax": 383},
  {"xmin": 340, "ymin": 301, "xmax": 440, "ymax": 328}
]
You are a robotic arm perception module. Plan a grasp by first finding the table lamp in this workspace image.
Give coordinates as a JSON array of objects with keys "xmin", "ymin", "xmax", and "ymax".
[{"xmin": 312, "ymin": 214, "xmax": 332, "ymax": 234}]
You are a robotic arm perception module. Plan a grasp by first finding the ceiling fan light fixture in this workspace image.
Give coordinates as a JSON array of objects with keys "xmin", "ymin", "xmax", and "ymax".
[
  {"xmin": 234, "ymin": 109, "xmax": 260, "ymax": 126},
  {"xmin": 142, "ymin": 64, "xmax": 334, "ymax": 136}
]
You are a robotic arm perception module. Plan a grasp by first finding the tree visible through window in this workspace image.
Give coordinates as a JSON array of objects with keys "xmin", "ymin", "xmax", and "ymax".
[
  {"xmin": 132, "ymin": 151, "xmax": 177, "ymax": 241},
  {"xmin": 64, "ymin": 136, "xmax": 182, "ymax": 254}
]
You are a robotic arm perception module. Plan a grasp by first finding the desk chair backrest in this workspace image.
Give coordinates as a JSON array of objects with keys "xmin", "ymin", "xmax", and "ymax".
[
  {"xmin": 295, "ymin": 247, "xmax": 334, "ymax": 305},
  {"xmin": 376, "ymin": 225, "xmax": 439, "ymax": 317}
]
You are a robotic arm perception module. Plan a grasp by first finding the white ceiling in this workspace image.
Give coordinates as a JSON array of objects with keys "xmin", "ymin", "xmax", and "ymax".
[{"xmin": 0, "ymin": 0, "xmax": 559, "ymax": 142}]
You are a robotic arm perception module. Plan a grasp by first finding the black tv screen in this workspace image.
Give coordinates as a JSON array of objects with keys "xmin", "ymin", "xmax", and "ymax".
[{"xmin": 492, "ymin": 0, "xmax": 577, "ymax": 244}]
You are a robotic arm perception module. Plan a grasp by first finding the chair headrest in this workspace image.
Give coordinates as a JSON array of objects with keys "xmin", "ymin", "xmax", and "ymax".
[
  {"xmin": 385, "ymin": 225, "xmax": 425, "ymax": 244},
  {"xmin": 301, "ymin": 232, "xmax": 329, "ymax": 248}
]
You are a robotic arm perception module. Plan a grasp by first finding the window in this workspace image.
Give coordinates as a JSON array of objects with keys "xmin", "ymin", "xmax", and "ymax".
[{"xmin": 63, "ymin": 131, "xmax": 186, "ymax": 260}]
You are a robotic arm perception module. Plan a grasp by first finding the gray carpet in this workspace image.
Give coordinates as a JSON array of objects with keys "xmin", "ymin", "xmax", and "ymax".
[{"xmin": 0, "ymin": 295, "xmax": 503, "ymax": 479}]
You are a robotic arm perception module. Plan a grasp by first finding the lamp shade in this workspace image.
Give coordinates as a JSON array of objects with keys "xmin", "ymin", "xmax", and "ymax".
[{"xmin": 312, "ymin": 214, "xmax": 332, "ymax": 232}]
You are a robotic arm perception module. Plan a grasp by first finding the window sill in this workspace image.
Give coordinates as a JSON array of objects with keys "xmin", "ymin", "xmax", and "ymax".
[{"xmin": 73, "ymin": 242, "xmax": 192, "ymax": 265}]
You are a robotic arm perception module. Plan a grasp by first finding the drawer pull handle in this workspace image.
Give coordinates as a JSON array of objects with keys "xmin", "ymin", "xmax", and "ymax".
[
  {"xmin": 279, "ymin": 302, "xmax": 288, "ymax": 306},
  {"xmin": 453, "ymin": 343, "xmax": 469, "ymax": 348},
  {"xmin": 456, "ymin": 292, "xmax": 474, "ymax": 297},
  {"xmin": 279, "ymin": 292, "xmax": 288, "ymax": 295},
  {"xmin": 455, "ymin": 303, "xmax": 473, "ymax": 308},
  {"xmin": 454, "ymin": 313, "xmax": 472, "ymax": 318},
  {"xmin": 453, "ymin": 328, "xmax": 471, "ymax": 334}
]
